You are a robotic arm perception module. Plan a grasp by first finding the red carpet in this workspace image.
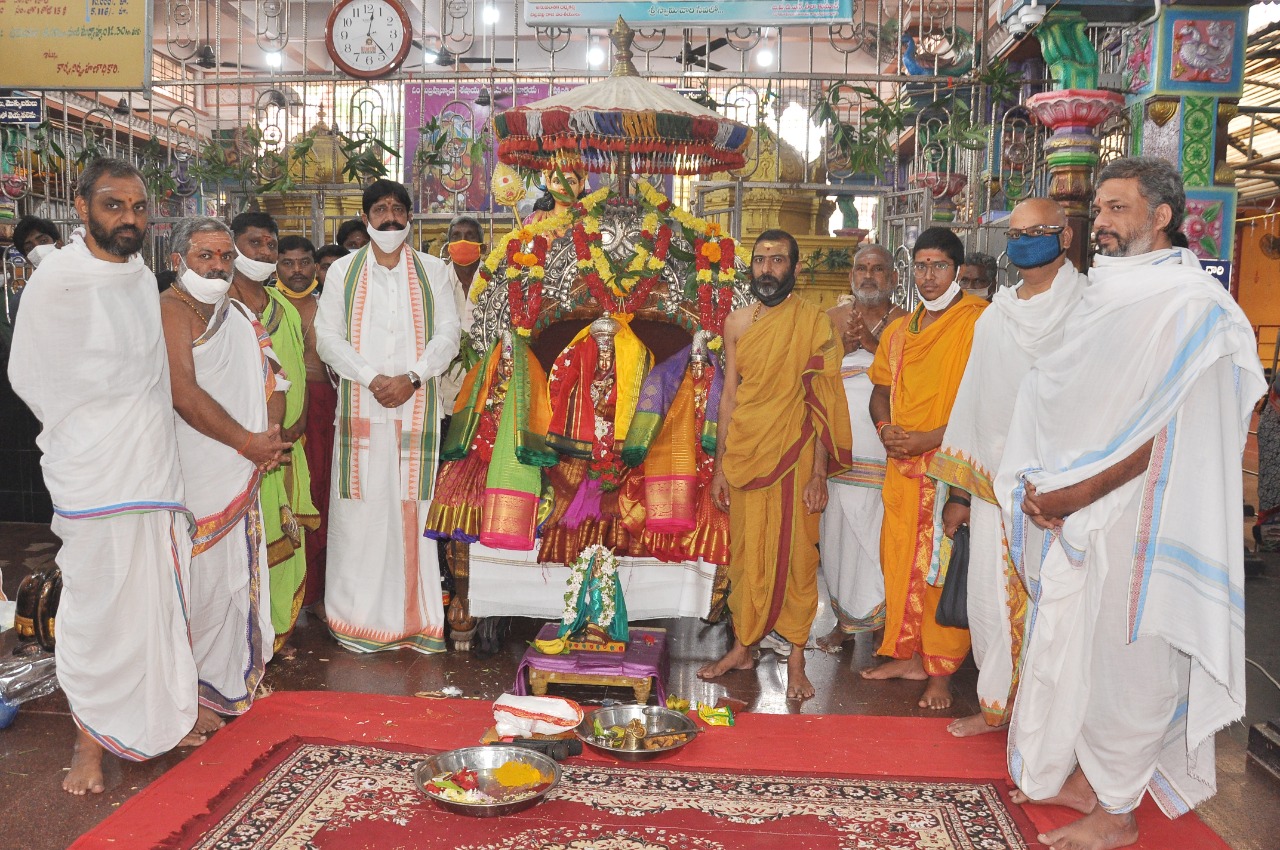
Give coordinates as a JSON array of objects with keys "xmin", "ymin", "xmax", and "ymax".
[{"xmin": 68, "ymin": 692, "xmax": 1232, "ymax": 850}]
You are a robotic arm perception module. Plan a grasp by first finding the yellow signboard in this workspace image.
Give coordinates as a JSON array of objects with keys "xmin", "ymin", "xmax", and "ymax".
[{"xmin": 0, "ymin": 0, "xmax": 150, "ymax": 90}]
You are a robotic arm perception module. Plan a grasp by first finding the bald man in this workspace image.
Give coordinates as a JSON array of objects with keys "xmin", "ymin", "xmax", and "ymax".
[{"xmin": 928, "ymin": 197, "xmax": 1088, "ymax": 736}]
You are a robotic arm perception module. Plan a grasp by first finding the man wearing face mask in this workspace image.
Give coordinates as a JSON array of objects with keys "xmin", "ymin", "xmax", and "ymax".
[
  {"xmin": 958, "ymin": 252, "xmax": 997, "ymax": 301},
  {"xmin": 862, "ymin": 226, "xmax": 986, "ymax": 712},
  {"xmin": 437, "ymin": 215, "xmax": 483, "ymax": 424},
  {"xmin": 10, "ymin": 159, "xmax": 204, "ymax": 796},
  {"xmin": 315, "ymin": 179, "xmax": 461, "ymax": 654},
  {"xmin": 927, "ymin": 198, "xmax": 1087, "ymax": 741},
  {"xmin": 697, "ymin": 229, "xmax": 853, "ymax": 701},
  {"xmin": 994, "ymin": 158, "xmax": 1264, "ymax": 850},
  {"xmin": 229, "ymin": 214, "xmax": 319, "ymax": 656},
  {"xmin": 160, "ymin": 216, "xmax": 289, "ymax": 730},
  {"xmin": 12, "ymin": 215, "xmax": 62, "ymax": 269}
]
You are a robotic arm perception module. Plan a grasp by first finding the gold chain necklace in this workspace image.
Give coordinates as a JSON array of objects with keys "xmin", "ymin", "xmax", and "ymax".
[{"xmin": 172, "ymin": 284, "xmax": 212, "ymax": 323}]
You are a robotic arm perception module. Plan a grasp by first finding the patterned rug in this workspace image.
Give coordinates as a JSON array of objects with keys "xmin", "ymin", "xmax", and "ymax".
[{"xmin": 171, "ymin": 737, "xmax": 1036, "ymax": 850}]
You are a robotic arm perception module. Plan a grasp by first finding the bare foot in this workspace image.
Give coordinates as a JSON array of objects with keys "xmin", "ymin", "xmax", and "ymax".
[
  {"xmin": 947, "ymin": 712, "xmax": 1004, "ymax": 737},
  {"xmin": 194, "ymin": 705, "xmax": 226, "ymax": 735},
  {"xmin": 63, "ymin": 729, "xmax": 105, "ymax": 796},
  {"xmin": 1038, "ymin": 808, "xmax": 1139, "ymax": 850},
  {"xmin": 785, "ymin": 648, "xmax": 815, "ymax": 700},
  {"xmin": 176, "ymin": 730, "xmax": 208, "ymax": 748},
  {"xmin": 1012, "ymin": 768, "xmax": 1099, "ymax": 815},
  {"xmin": 696, "ymin": 641, "xmax": 755, "ymax": 680},
  {"xmin": 860, "ymin": 655, "xmax": 928, "ymax": 681},
  {"xmin": 919, "ymin": 675, "xmax": 953, "ymax": 709},
  {"xmin": 313, "ymin": 602, "xmax": 327, "ymax": 624},
  {"xmin": 815, "ymin": 625, "xmax": 850, "ymax": 654}
]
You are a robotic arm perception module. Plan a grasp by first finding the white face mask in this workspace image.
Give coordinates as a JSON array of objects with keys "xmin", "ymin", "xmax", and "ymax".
[
  {"xmin": 915, "ymin": 281, "xmax": 962, "ymax": 312},
  {"xmin": 26, "ymin": 243, "xmax": 57, "ymax": 268},
  {"xmin": 179, "ymin": 261, "xmax": 232, "ymax": 305},
  {"xmin": 366, "ymin": 223, "xmax": 410, "ymax": 254},
  {"xmin": 235, "ymin": 252, "xmax": 276, "ymax": 282}
]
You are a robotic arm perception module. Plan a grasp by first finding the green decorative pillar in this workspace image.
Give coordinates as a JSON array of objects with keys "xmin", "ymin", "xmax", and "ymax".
[
  {"xmin": 1030, "ymin": 11, "xmax": 1114, "ymax": 272},
  {"xmin": 1121, "ymin": 4, "xmax": 1249, "ymax": 266}
]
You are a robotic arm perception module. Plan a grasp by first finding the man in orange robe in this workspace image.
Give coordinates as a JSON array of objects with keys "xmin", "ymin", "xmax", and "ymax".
[
  {"xmin": 863, "ymin": 227, "xmax": 986, "ymax": 710},
  {"xmin": 697, "ymin": 229, "xmax": 852, "ymax": 700}
]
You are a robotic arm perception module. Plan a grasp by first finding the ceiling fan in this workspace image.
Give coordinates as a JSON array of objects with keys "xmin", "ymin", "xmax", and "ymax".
[
  {"xmin": 670, "ymin": 32, "xmax": 729, "ymax": 72},
  {"xmin": 426, "ymin": 45, "xmax": 514, "ymax": 67}
]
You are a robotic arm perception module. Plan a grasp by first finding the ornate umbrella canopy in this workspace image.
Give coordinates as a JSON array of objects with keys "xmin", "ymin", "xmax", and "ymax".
[{"xmin": 492, "ymin": 19, "xmax": 753, "ymax": 177}]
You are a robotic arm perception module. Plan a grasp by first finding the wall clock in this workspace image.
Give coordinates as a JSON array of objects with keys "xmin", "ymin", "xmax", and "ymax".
[{"xmin": 325, "ymin": 0, "xmax": 413, "ymax": 79}]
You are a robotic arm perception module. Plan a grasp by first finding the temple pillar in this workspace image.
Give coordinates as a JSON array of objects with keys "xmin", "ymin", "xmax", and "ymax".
[
  {"xmin": 1028, "ymin": 11, "xmax": 1119, "ymax": 271},
  {"xmin": 1121, "ymin": 3, "xmax": 1249, "ymax": 283}
]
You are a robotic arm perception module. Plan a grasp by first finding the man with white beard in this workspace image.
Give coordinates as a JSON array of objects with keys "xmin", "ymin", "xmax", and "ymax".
[
  {"xmin": 996, "ymin": 158, "xmax": 1264, "ymax": 850},
  {"xmin": 816, "ymin": 245, "xmax": 905, "ymax": 653}
]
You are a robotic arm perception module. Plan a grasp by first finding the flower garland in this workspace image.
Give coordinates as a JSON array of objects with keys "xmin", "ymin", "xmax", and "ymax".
[
  {"xmin": 473, "ymin": 187, "xmax": 612, "ymax": 329},
  {"xmin": 562, "ymin": 544, "xmax": 620, "ymax": 628},
  {"xmin": 635, "ymin": 181, "xmax": 739, "ymax": 335},
  {"xmin": 572, "ymin": 210, "xmax": 672, "ymax": 314}
]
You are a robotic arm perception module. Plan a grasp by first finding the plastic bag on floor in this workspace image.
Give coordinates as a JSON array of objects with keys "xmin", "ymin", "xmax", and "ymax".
[{"xmin": 0, "ymin": 648, "xmax": 59, "ymax": 706}]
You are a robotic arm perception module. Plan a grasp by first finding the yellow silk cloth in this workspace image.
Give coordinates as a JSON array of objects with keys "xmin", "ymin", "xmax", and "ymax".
[
  {"xmin": 869, "ymin": 294, "xmax": 986, "ymax": 675},
  {"xmin": 643, "ymin": 373, "xmax": 699, "ymax": 533},
  {"xmin": 723, "ymin": 296, "xmax": 852, "ymax": 646}
]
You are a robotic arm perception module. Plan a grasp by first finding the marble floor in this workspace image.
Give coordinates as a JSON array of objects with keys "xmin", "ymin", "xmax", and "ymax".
[{"xmin": 1, "ymin": 521, "xmax": 1278, "ymax": 849}]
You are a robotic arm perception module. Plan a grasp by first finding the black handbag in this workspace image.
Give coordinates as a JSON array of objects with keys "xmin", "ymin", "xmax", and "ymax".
[{"xmin": 935, "ymin": 525, "xmax": 970, "ymax": 629}]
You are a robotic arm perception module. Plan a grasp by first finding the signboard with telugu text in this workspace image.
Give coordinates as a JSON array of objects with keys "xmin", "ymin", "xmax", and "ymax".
[
  {"xmin": 0, "ymin": 95, "xmax": 41, "ymax": 125},
  {"xmin": 0, "ymin": 0, "xmax": 150, "ymax": 90},
  {"xmin": 523, "ymin": 0, "xmax": 853, "ymax": 27}
]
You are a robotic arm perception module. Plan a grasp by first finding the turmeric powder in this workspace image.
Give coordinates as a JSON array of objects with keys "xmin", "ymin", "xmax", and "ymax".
[{"xmin": 492, "ymin": 760, "xmax": 545, "ymax": 788}]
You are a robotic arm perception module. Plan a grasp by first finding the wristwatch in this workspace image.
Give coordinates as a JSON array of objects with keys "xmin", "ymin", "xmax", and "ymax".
[{"xmin": 407, "ymin": 370, "xmax": 422, "ymax": 390}]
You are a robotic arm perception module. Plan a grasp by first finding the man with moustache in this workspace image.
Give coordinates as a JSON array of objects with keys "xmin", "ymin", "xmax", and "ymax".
[
  {"xmin": 862, "ymin": 226, "xmax": 986, "ymax": 711},
  {"xmin": 928, "ymin": 198, "xmax": 1088, "ymax": 740},
  {"xmin": 277, "ymin": 236, "xmax": 335, "ymax": 622},
  {"xmin": 229, "ymin": 214, "xmax": 318, "ymax": 654},
  {"xmin": 161, "ymin": 216, "xmax": 288, "ymax": 726},
  {"xmin": 316, "ymin": 179, "xmax": 460, "ymax": 654},
  {"xmin": 697, "ymin": 229, "xmax": 852, "ymax": 700},
  {"xmin": 815, "ymin": 245, "xmax": 907, "ymax": 653},
  {"xmin": 996, "ymin": 158, "xmax": 1263, "ymax": 850},
  {"xmin": 10, "ymin": 158, "xmax": 204, "ymax": 795}
]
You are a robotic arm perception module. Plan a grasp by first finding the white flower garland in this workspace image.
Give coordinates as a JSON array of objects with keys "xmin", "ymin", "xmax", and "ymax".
[{"xmin": 561, "ymin": 544, "xmax": 620, "ymax": 629}]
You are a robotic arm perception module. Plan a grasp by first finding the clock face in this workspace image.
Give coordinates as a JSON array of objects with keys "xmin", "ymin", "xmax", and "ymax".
[{"xmin": 326, "ymin": 0, "xmax": 413, "ymax": 79}]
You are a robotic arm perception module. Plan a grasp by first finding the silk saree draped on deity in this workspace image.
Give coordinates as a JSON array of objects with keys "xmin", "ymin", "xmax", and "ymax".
[{"xmin": 722, "ymin": 296, "xmax": 852, "ymax": 646}]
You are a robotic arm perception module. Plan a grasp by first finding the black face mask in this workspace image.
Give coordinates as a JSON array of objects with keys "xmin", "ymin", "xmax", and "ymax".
[{"xmin": 750, "ymin": 269, "xmax": 796, "ymax": 308}]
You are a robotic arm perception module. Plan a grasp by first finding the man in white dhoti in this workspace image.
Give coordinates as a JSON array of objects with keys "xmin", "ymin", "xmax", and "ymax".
[
  {"xmin": 929, "ymin": 198, "xmax": 1087, "ymax": 739},
  {"xmin": 995, "ymin": 158, "xmax": 1265, "ymax": 850},
  {"xmin": 161, "ymin": 217, "xmax": 288, "ymax": 726},
  {"xmin": 9, "ymin": 158, "xmax": 203, "ymax": 795},
  {"xmin": 816, "ymin": 246, "xmax": 905, "ymax": 653},
  {"xmin": 316, "ymin": 179, "xmax": 461, "ymax": 653}
]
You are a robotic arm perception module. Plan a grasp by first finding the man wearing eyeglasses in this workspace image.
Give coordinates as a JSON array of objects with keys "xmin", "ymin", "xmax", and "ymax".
[
  {"xmin": 861, "ymin": 226, "xmax": 987, "ymax": 711},
  {"xmin": 958, "ymin": 252, "xmax": 998, "ymax": 301},
  {"xmin": 316, "ymin": 179, "xmax": 461, "ymax": 655},
  {"xmin": 928, "ymin": 198, "xmax": 1088, "ymax": 742},
  {"xmin": 994, "ymin": 158, "xmax": 1263, "ymax": 850}
]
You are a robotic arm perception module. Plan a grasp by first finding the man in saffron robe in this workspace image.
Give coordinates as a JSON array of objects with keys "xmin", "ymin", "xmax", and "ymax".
[
  {"xmin": 862, "ymin": 226, "xmax": 986, "ymax": 710},
  {"xmin": 698, "ymin": 229, "xmax": 852, "ymax": 700},
  {"xmin": 316, "ymin": 179, "xmax": 460, "ymax": 654}
]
